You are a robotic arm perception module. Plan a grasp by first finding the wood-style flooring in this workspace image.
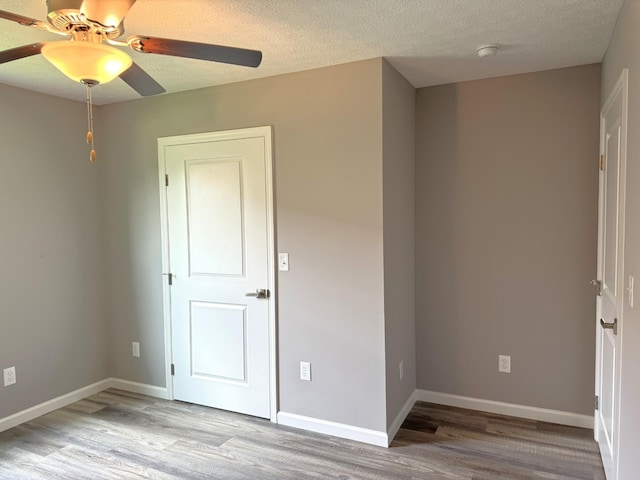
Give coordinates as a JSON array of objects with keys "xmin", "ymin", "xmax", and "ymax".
[{"xmin": 0, "ymin": 389, "xmax": 605, "ymax": 479}]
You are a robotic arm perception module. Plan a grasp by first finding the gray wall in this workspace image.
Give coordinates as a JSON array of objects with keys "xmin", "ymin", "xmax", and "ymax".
[
  {"xmin": 0, "ymin": 84, "xmax": 109, "ymax": 418},
  {"xmin": 99, "ymin": 59, "xmax": 388, "ymax": 432},
  {"xmin": 1, "ymin": 53, "xmax": 608, "ymax": 439},
  {"xmin": 382, "ymin": 59, "xmax": 417, "ymax": 428},
  {"xmin": 415, "ymin": 65, "xmax": 601, "ymax": 415},
  {"xmin": 601, "ymin": 0, "xmax": 640, "ymax": 475}
]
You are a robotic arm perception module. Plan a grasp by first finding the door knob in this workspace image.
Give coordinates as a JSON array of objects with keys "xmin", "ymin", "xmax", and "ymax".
[
  {"xmin": 600, "ymin": 318, "xmax": 618, "ymax": 335},
  {"xmin": 246, "ymin": 288, "xmax": 269, "ymax": 299}
]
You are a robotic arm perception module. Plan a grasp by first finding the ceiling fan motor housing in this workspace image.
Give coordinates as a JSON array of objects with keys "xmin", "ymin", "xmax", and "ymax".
[{"xmin": 46, "ymin": 0, "xmax": 124, "ymax": 38}]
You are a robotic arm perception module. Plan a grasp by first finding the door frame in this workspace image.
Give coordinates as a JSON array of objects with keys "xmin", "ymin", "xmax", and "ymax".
[
  {"xmin": 594, "ymin": 69, "xmax": 628, "ymax": 478},
  {"xmin": 157, "ymin": 126, "xmax": 277, "ymax": 422}
]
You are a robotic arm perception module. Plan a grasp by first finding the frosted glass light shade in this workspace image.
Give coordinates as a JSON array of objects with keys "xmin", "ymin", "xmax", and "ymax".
[{"xmin": 41, "ymin": 41, "xmax": 132, "ymax": 85}]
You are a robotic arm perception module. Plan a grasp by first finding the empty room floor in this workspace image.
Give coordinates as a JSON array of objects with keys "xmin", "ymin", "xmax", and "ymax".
[{"xmin": 0, "ymin": 389, "xmax": 605, "ymax": 479}]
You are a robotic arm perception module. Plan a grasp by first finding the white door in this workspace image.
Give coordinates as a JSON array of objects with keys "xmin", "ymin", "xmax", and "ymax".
[
  {"xmin": 595, "ymin": 70, "xmax": 627, "ymax": 480},
  {"xmin": 159, "ymin": 127, "xmax": 274, "ymax": 419}
]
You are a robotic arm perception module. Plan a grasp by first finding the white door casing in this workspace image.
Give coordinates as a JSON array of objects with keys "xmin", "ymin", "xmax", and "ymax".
[
  {"xmin": 158, "ymin": 126, "xmax": 276, "ymax": 421},
  {"xmin": 595, "ymin": 69, "xmax": 627, "ymax": 480}
]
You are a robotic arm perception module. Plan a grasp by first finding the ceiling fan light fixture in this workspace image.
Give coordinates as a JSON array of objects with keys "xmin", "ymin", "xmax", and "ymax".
[{"xmin": 41, "ymin": 41, "xmax": 132, "ymax": 85}]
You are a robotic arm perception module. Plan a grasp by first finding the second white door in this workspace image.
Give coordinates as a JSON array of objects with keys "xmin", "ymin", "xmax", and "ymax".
[
  {"xmin": 595, "ymin": 70, "xmax": 627, "ymax": 480},
  {"xmin": 161, "ymin": 127, "xmax": 273, "ymax": 419}
]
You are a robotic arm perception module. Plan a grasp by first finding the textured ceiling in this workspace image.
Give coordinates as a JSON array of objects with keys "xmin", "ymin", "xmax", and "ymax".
[{"xmin": 0, "ymin": 0, "xmax": 624, "ymax": 105}]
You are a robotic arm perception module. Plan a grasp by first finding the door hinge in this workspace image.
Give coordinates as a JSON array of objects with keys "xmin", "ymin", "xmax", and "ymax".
[
  {"xmin": 591, "ymin": 279, "xmax": 602, "ymax": 296},
  {"xmin": 595, "ymin": 395, "xmax": 599, "ymax": 410},
  {"xmin": 599, "ymin": 155, "xmax": 606, "ymax": 171},
  {"xmin": 164, "ymin": 273, "xmax": 173, "ymax": 285},
  {"xmin": 165, "ymin": 174, "xmax": 169, "ymax": 187},
  {"xmin": 171, "ymin": 364, "xmax": 175, "ymax": 376}
]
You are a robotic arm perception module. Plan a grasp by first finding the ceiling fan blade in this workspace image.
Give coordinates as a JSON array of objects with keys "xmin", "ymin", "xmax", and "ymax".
[
  {"xmin": 80, "ymin": 0, "xmax": 137, "ymax": 29},
  {"xmin": 119, "ymin": 62, "xmax": 166, "ymax": 96},
  {"xmin": 129, "ymin": 36, "xmax": 262, "ymax": 68},
  {"xmin": 0, "ymin": 9, "xmax": 48, "ymax": 28},
  {"xmin": 0, "ymin": 43, "xmax": 44, "ymax": 64}
]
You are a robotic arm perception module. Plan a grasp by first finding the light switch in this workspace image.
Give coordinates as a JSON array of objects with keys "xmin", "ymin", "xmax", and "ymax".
[
  {"xmin": 279, "ymin": 253, "xmax": 290, "ymax": 271},
  {"xmin": 629, "ymin": 276, "xmax": 634, "ymax": 308}
]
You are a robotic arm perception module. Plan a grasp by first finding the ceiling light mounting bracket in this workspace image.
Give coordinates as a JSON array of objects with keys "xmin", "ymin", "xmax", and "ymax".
[
  {"xmin": 127, "ymin": 36, "xmax": 148, "ymax": 53},
  {"xmin": 47, "ymin": 7, "xmax": 124, "ymax": 39}
]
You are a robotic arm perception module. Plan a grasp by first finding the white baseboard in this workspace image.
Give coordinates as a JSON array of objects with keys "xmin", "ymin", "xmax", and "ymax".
[
  {"xmin": 0, "ymin": 379, "xmax": 111, "ymax": 433},
  {"xmin": 387, "ymin": 391, "xmax": 417, "ymax": 446},
  {"xmin": 0, "ymin": 378, "xmax": 169, "ymax": 433},
  {"xmin": 4, "ymin": 380, "xmax": 591, "ymax": 445},
  {"xmin": 277, "ymin": 411, "xmax": 388, "ymax": 447},
  {"xmin": 108, "ymin": 378, "xmax": 169, "ymax": 399},
  {"xmin": 416, "ymin": 389, "xmax": 593, "ymax": 429}
]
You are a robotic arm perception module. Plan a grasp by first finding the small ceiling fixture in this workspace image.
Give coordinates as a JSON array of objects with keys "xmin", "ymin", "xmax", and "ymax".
[{"xmin": 476, "ymin": 44, "xmax": 500, "ymax": 58}]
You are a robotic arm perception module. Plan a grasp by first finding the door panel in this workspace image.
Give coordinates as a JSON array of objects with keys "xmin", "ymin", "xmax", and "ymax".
[
  {"xmin": 162, "ymin": 130, "xmax": 272, "ymax": 419},
  {"xmin": 599, "ymin": 324, "xmax": 615, "ymax": 446},
  {"xmin": 603, "ymin": 127, "xmax": 619, "ymax": 295},
  {"xmin": 190, "ymin": 302, "xmax": 247, "ymax": 382},
  {"xmin": 186, "ymin": 159, "xmax": 245, "ymax": 277}
]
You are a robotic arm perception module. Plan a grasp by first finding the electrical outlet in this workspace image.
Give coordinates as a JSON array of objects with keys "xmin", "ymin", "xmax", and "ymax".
[
  {"xmin": 132, "ymin": 342, "xmax": 140, "ymax": 358},
  {"xmin": 399, "ymin": 360, "xmax": 404, "ymax": 380},
  {"xmin": 498, "ymin": 355, "xmax": 511, "ymax": 373},
  {"xmin": 3, "ymin": 366, "xmax": 16, "ymax": 387},
  {"xmin": 300, "ymin": 361, "xmax": 311, "ymax": 381}
]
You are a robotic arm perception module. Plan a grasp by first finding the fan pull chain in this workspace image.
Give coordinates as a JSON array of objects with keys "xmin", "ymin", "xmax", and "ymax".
[{"xmin": 86, "ymin": 84, "xmax": 96, "ymax": 162}]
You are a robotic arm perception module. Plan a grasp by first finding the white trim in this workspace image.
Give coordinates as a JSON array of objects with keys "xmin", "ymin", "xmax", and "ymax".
[
  {"xmin": 594, "ymin": 102, "xmax": 605, "ymax": 443},
  {"xmin": 416, "ymin": 390, "xmax": 593, "ymax": 429},
  {"xmin": 0, "ymin": 378, "xmax": 172, "ymax": 433},
  {"xmin": 277, "ymin": 411, "xmax": 388, "ymax": 447},
  {"xmin": 157, "ymin": 126, "xmax": 277, "ymax": 421},
  {"xmin": 263, "ymin": 128, "xmax": 278, "ymax": 423},
  {"xmin": 157, "ymin": 143, "xmax": 174, "ymax": 401},
  {"xmin": 386, "ymin": 391, "xmax": 417, "ymax": 446},
  {"xmin": 109, "ymin": 378, "xmax": 169, "ymax": 399},
  {"xmin": 0, "ymin": 379, "xmax": 111, "ymax": 433},
  {"xmin": 614, "ymin": 67, "xmax": 628, "ymax": 480}
]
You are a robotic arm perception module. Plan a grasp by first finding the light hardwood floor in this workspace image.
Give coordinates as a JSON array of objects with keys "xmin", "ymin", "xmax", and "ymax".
[{"xmin": 0, "ymin": 389, "xmax": 605, "ymax": 479}]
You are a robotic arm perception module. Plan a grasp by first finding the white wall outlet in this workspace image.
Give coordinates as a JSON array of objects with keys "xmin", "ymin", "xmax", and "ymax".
[
  {"xmin": 399, "ymin": 360, "xmax": 404, "ymax": 380},
  {"xmin": 132, "ymin": 342, "xmax": 140, "ymax": 358},
  {"xmin": 300, "ymin": 361, "xmax": 311, "ymax": 381},
  {"xmin": 498, "ymin": 355, "xmax": 511, "ymax": 373},
  {"xmin": 3, "ymin": 366, "xmax": 16, "ymax": 387},
  {"xmin": 279, "ymin": 253, "xmax": 290, "ymax": 271}
]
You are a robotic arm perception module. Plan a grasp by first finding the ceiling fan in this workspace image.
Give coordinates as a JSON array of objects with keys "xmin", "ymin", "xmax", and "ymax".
[
  {"xmin": 0, "ymin": 0, "xmax": 262, "ymax": 95},
  {"xmin": 0, "ymin": 0, "xmax": 262, "ymax": 161}
]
